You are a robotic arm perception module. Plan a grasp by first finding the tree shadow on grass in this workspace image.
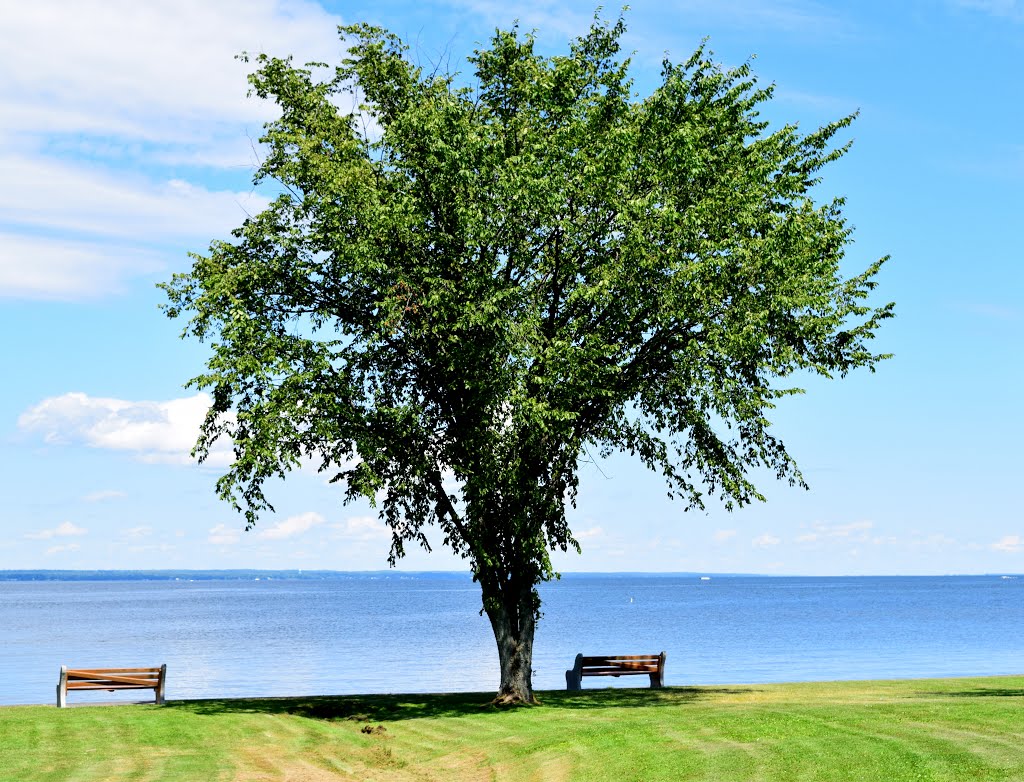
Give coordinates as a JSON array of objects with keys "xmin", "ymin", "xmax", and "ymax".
[
  {"xmin": 917, "ymin": 688, "xmax": 1024, "ymax": 699},
  {"xmin": 166, "ymin": 686, "xmax": 754, "ymax": 723}
]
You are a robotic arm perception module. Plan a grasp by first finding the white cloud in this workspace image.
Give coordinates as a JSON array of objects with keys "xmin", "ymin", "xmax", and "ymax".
[
  {"xmin": 714, "ymin": 529, "xmax": 738, "ymax": 542},
  {"xmin": 575, "ymin": 526, "xmax": 604, "ymax": 541},
  {"xmin": 46, "ymin": 543, "xmax": 81, "ymax": 556},
  {"xmin": 0, "ymin": 0, "xmax": 345, "ymax": 143},
  {"xmin": 752, "ymin": 533, "xmax": 781, "ymax": 547},
  {"xmin": 0, "ymin": 157, "xmax": 270, "ymax": 243},
  {"xmin": 25, "ymin": 521, "xmax": 87, "ymax": 540},
  {"xmin": 208, "ymin": 524, "xmax": 240, "ymax": 545},
  {"xmin": 909, "ymin": 533, "xmax": 957, "ymax": 549},
  {"xmin": 0, "ymin": 159, "xmax": 270, "ymax": 300},
  {"xmin": 992, "ymin": 535, "xmax": 1024, "ymax": 553},
  {"xmin": 0, "ymin": 0, "xmax": 345, "ymax": 300},
  {"xmin": 0, "ymin": 232, "xmax": 165, "ymax": 300},
  {"xmin": 122, "ymin": 526, "xmax": 153, "ymax": 540},
  {"xmin": 333, "ymin": 515, "xmax": 390, "ymax": 541},
  {"xmin": 257, "ymin": 511, "xmax": 326, "ymax": 540},
  {"xmin": 796, "ymin": 520, "xmax": 874, "ymax": 545},
  {"xmin": 82, "ymin": 490, "xmax": 128, "ymax": 503},
  {"xmin": 18, "ymin": 391, "xmax": 233, "ymax": 466}
]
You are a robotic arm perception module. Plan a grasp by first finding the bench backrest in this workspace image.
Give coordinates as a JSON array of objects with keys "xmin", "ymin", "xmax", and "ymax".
[
  {"xmin": 580, "ymin": 654, "xmax": 663, "ymax": 674},
  {"xmin": 58, "ymin": 664, "xmax": 167, "ymax": 707},
  {"xmin": 566, "ymin": 652, "xmax": 666, "ymax": 690},
  {"xmin": 65, "ymin": 667, "xmax": 165, "ymax": 689}
]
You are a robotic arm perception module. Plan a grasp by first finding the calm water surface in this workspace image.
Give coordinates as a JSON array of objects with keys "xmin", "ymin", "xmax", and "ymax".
[{"xmin": 2, "ymin": 574, "xmax": 1022, "ymax": 705}]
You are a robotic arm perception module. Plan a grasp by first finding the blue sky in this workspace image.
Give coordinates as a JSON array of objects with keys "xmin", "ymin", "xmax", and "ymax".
[{"xmin": 1, "ymin": 0, "xmax": 1021, "ymax": 575}]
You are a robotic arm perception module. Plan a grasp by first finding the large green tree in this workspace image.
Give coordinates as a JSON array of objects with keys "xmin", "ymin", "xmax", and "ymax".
[{"xmin": 162, "ymin": 16, "xmax": 892, "ymax": 705}]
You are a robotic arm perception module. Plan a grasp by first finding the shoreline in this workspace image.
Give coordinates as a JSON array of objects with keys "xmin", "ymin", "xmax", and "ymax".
[{"xmin": 5, "ymin": 672, "xmax": 1024, "ymax": 709}]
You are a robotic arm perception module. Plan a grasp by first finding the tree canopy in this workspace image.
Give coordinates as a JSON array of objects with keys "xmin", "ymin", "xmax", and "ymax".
[{"xmin": 162, "ymin": 15, "xmax": 892, "ymax": 704}]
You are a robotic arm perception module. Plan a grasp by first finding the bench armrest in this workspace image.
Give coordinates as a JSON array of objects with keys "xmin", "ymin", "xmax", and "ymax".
[{"xmin": 565, "ymin": 653, "xmax": 583, "ymax": 691}]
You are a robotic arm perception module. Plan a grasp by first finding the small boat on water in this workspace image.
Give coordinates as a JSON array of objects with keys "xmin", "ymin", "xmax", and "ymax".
[{"xmin": 700, "ymin": 576, "xmax": 711, "ymax": 581}]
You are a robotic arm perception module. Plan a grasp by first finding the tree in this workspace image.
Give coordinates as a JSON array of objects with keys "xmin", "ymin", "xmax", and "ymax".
[{"xmin": 161, "ymin": 15, "xmax": 892, "ymax": 705}]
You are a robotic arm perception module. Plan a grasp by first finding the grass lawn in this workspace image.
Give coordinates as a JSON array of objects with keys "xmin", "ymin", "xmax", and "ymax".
[{"xmin": 2, "ymin": 676, "xmax": 1023, "ymax": 781}]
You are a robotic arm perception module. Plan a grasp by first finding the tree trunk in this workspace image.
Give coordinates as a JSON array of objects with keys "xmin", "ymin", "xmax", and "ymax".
[{"xmin": 482, "ymin": 578, "xmax": 539, "ymax": 706}]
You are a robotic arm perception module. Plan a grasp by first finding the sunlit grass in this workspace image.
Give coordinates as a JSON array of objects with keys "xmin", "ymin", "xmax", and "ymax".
[{"xmin": 2, "ymin": 676, "xmax": 1023, "ymax": 781}]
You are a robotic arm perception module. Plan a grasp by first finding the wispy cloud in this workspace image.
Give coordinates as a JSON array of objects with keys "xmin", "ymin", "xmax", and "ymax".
[
  {"xmin": 46, "ymin": 543, "xmax": 81, "ymax": 556},
  {"xmin": 0, "ymin": 0, "xmax": 345, "ymax": 144},
  {"xmin": 796, "ymin": 520, "xmax": 874, "ymax": 544},
  {"xmin": 752, "ymin": 533, "xmax": 781, "ymax": 547},
  {"xmin": 950, "ymin": 0, "xmax": 1024, "ymax": 21},
  {"xmin": 332, "ymin": 515, "xmax": 391, "ymax": 541},
  {"xmin": 0, "ymin": 232, "xmax": 165, "ymax": 301},
  {"xmin": 952, "ymin": 299, "xmax": 1023, "ymax": 322},
  {"xmin": 451, "ymin": 0, "xmax": 850, "ymax": 39},
  {"xmin": 0, "ymin": 157, "xmax": 269, "ymax": 243},
  {"xmin": 774, "ymin": 88, "xmax": 859, "ymax": 115},
  {"xmin": 83, "ymin": 490, "xmax": 128, "ymax": 503},
  {"xmin": 257, "ymin": 512, "xmax": 326, "ymax": 540},
  {"xmin": 0, "ymin": 0, "xmax": 345, "ymax": 300},
  {"xmin": 208, "ymin": 524, "xmax": 240, "ymax": 545},
  {"xmin": 665, "ymin": 0, "xmax": 850, "ymax": 36},
  {"xmin": 0, "ymin": 159, "xmax": 268, "ymax": 300},
  {"xmin": 992, "ymin": 535, "xmax": 1024, "ymax": 553},
  {"xmin": 714, "ymin": 529, "xmax": 738, "ymax": 542},
  {"xmin": 444, "ymin": 0, "xmax": 595, "ymax": 39},
  {"xmin": 18, "ymin": 392, "xmax": 232, "ymax": 466},
  {"xmin": 25, "ymin": 521, "xmax": 87, "ymax": 540}
]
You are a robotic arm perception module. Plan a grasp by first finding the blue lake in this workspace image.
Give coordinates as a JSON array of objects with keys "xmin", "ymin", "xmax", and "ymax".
[{"xmin": 2, "ymin": 573, "xmax": 1023, "ymax": 706}]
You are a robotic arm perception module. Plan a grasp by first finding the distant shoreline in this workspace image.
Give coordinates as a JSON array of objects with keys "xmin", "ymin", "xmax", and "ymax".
[{"xmin": 0, "ymin": 570, "xmax": 1018, "ymax": 582}]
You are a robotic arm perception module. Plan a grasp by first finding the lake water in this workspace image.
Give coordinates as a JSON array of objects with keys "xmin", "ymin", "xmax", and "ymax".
[{"xmin": 2, "ymin": 573, "xmax": 1022, "ymax": 706}]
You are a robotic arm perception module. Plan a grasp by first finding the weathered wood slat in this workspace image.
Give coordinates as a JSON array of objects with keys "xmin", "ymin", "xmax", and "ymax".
[
  {"xmin": 66, "ymin": 667, "xmax": 163, "ymax": 674},
  {"xmin": 67, "ymin": 674, "xmax": 159, "ymax": 686},
  {"xmin": 66, "ymin": 683, "xmax": 159, "ymax": 690},
  {"xmin": 68, "ymin": 670, "xmax": 161, "ymax": 678},
  {"xmin": 69, "ymin": 671, "xmax": 161, "ymax": 679},
  {"xmin": 581, "ymin": 660, "xmax": 659, "ymax": 670},
  {"xmin": 578, "ymin": 669, "xmax": 657, "ymax": 677},
  {"xmin": 581, "ymin": 655, "xmax": 661, "ymax": 662}
]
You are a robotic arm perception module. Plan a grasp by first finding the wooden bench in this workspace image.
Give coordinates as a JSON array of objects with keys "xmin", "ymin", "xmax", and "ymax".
[
  {"xmin": 57, "ymin": 665, "xmax": 166, "ymax": 707},
  {"xmin": 565, "ymin": 653, "xmax": 665, "ymax": 690}
]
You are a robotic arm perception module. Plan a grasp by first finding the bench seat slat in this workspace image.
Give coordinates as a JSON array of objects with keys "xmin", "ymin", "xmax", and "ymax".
[
  {"xmin": 581, "ymin": 662, "xmax": 659, "ymax": 672},
  {"xmin": 580, "ymin": 669, "xmax": 656, "ymax": 677},
  {"xmin": 66, "ymin": 683, "xmax": 159, "ymax": 691}
]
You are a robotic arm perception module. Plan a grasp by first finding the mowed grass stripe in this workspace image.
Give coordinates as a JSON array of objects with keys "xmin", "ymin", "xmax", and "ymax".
[{"xmin": 2, "ymin": 677, "xmax": 1024, "ymax": 781}]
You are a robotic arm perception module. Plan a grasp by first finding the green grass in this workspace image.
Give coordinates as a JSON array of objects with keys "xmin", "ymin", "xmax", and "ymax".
[{"xmin": 3, "ymin": 677, "xmax": 1024, "ymax": 781}]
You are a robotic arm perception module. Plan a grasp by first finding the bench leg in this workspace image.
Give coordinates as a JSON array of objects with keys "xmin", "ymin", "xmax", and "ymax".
[
  {"xmin": 155, "ymin": 663, "xmax": 167, "ymax": 705},
  {"xmin": 651, "ymin": 651, "xmax": 666, "ymax": 688},
  {"xmin": 57, "ymin": 666, "xmax": 67, "ymax": 708}
]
